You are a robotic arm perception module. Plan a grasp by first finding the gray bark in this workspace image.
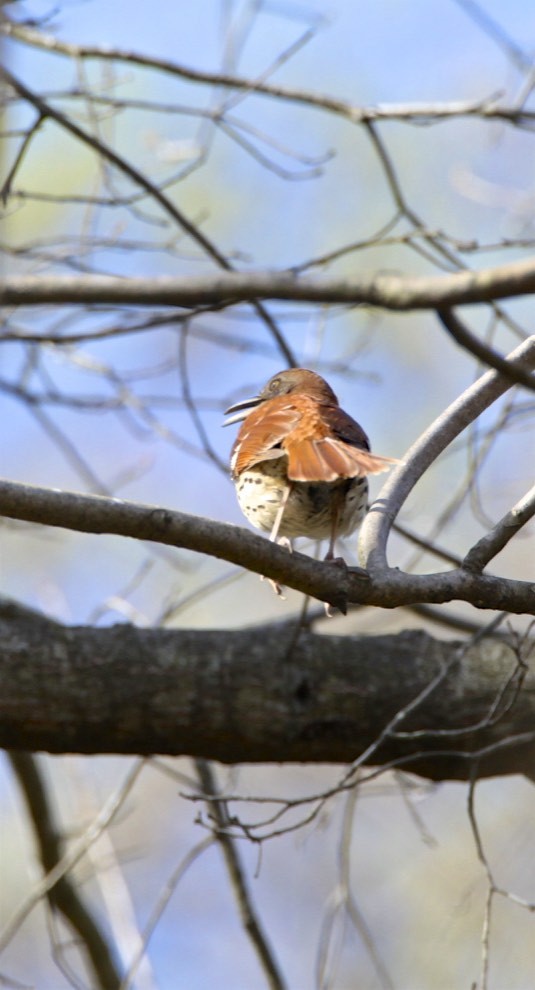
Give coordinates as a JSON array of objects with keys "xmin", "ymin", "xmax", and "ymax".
[{"xmin": 1, "ymin": 599, "xmax": 533, "ymax": 782}]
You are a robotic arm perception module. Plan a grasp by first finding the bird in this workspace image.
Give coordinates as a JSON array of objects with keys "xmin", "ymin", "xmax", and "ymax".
[{"xmin": 224, "ymin": 368, "xmax": 398, "ymax": 561}]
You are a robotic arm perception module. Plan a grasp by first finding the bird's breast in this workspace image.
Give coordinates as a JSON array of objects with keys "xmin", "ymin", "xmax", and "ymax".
[{"xmin": 234, "ymin": 460, "xmax": 368, "ymax": 540}]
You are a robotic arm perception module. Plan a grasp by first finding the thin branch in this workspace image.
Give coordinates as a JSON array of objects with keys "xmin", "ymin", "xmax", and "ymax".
[
  {"xmin": 453, "ymin": 0, "xmax": 533, "ymax": 72},
  {"xmin": 1, "ymin": 757, "xmax": 143, "ymax": 959},
  {"xmin": 316, "ymin": 786, "xmax": 394, "ymax": 990},
  {"xmin": 5, "ymin": 23, "xmax": 535, "ymax": 127},
  {"xmin": 195, "ymin": 760, "xmax": 287, "ymax": 990},
  {"xmin": 437, "ymin": 308, "xmax": 535, "ymax": 391},
  {"xmin": 0, "ymin": 112, "xmax": 45, "ymax": 204},
  {"xmin": 7, "ymin": 753, "xmax": 123, "ymax": 990},
  {"xmin": 463, "ymin": 483, "xmax": 535, "ymax": 573},
  {"xmin": 392, "ymin": 520, "xmax": 463, "ymax": 567},
  {"xmin": 118, "ymin": 835, "xmax": 214, "ymax": 990},
  {"xmin": 0, "ymin": 65, "xmax": 295, "ymax": 367},
  {"xmin": 363, "ymin": 120, "xmax": 528, "ymax": 342}
]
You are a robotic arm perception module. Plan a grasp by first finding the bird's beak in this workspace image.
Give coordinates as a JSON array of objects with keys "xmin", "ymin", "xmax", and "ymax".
[{"xmin": 223, "ymin": 394, "xmax": 262, "ymax": 427}]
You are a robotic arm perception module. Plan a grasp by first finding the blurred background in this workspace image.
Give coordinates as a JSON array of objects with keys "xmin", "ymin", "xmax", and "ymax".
[{"xmin": 1, "ymin": 1, "xmax": 534, "ymax": 987}]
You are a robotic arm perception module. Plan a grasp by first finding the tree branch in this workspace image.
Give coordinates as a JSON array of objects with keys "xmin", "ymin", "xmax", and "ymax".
[
  {"xmin": 0, "ymin": 478, "xmax": 533, "ymax": 614},
  {"xmin": 359, "ymin": 334, "xmax": 535, "ymax": 584},
  {"xmin": 437, "ymin": 308, "xmax": 535, "ymax": 391},
  {"xmin": 0, "ymin": 65, "xmax": 295, "ymax": 366},
  {"xmin": 5, "ymin": 22, "xmax": 535, "ymax": 128},
  {"xmin": 1, "ymin": 601, "xmax": 533, "ymax": 780},
  {"xmin": 463, "ymin": 483, "xmax": 535, "ymax": 573},
  {"xmin": 8, "ymin": 752, "xmax": 123, "ymax": 990},
  {"xmin": 3, "ymin": 260, "xmax": 535, "ymax": 311},
  {"xmin": 194, "ymin": 760, "xmax": 287, "ymax": 990}
]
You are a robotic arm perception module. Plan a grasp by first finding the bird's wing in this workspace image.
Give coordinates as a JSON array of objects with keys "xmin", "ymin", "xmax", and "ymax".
[
  {"xmin": 286, "ymin": 404, "xmax": 399, "ymax": 482},
  {"xmin": 230, "ymin": 400, "xmax": 300, "ymax": 477}
]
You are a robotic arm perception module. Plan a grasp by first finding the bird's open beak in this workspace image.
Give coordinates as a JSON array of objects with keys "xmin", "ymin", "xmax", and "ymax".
[{"xmin": 223, "ymin": 394, "xmax": 262, "ymax": 427}]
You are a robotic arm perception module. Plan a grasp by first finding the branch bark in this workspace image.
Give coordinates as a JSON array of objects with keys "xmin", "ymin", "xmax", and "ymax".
[
  {"xmin": 0, "ymin": 478, "xmax": 533, "ymax": 614},
  {"xmin": 1, "ymin": 600, "xmax": 534, "ymax": 781},
  {"xmin": 3, "ymin": 260, "xmax": 535, "ymax": 311}
]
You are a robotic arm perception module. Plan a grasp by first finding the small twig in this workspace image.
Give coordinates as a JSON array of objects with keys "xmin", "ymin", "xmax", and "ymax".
[
  {"xmin": 1, "ymin": 112, "xmax": 45, "ymax": 204},
  {"xmin": 0, "ymin": 65, "xmax": 296, "ymax": 368},
  {"xmin": 437, "ymin": 308, "xmax": 535, "ymax": 391},
  {"xmin": 118, "ymin": 834, "xmax": 215, "ymax": 990}
]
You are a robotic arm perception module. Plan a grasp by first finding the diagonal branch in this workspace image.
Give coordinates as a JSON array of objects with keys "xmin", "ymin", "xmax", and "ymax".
[
  {"xmin": 359, "ymin": 334, "xmax": 535, "ymax": 581},
  {"xmin": 8, "ymin": 752, "xmax": 123, "ymax": 989},
  {"xmin": 437, "ymin": 308, "xmax": 535, "ymax": 391},
  {"xmin": 194, "ymin": 760, "xmax": 287, "ymax": 990},
  {"xmin": 0, "ymin": 65, "xmax": 295, "ymax": 366},
  {"xmin": 463, "ymin": 483, "xmax": 535, "ymax": 573},
  {"xmin": 5, "ymin": 22, "xmax": 535, "ymax": 127}
]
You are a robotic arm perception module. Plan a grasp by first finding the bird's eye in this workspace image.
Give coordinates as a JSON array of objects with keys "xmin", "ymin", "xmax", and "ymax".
[{"xmin": 269, "ymin": 377, "xmax": 281, "ymax": 392}]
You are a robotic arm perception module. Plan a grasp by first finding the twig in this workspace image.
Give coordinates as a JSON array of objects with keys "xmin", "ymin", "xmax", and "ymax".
[
  {"xmin": 437, "ymin": 308, "xmax": 535, "ymax": 391},
  {"xmin": 463, "ymin": 483, "xmax": 535, "ymax": 572},
  {"xmin": 0, "ymin": 65, "xmax": 296, "ymax": 367},
  {"xmin": 195, "ymin": 760, "xmax": 287, "ymax": 990}
]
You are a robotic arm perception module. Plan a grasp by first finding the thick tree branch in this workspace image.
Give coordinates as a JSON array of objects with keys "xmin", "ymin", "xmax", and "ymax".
[
  {"xmin": 1, "ymin": 601, "xmax": 533, "ymax": 781},
  {"xmin": 3, "ymin": 260, "xmax": 535, "ymax": 311}
]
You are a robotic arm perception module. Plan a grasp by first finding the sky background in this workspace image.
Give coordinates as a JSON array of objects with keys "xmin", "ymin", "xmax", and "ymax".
[{"xmin": 2, "ymin": 2, "xmax": 535, "ymax": 988}]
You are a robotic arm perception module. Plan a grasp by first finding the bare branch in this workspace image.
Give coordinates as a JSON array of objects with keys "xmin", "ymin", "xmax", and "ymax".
[
  {"xmin": 8, "ymin": 753, "xmax": 123, "ymax": 990},
  {"xmin": 0, "ymin": 65, "xmax": 295, "ymax": 366},
  {"xmin": 0, "ymin": 478, "xmax": 533, "ymax": 613},
  {"xmin": 463, "ymin": 484, "xmax": 535, "ymax": 573},
  {"xmin": 359, "ymin": 334, "xmax": 535, "ymax": 584},
  {"xmin": 1, "ymin": 601, "xmax": 534, "ymax": 779},
  {"xmin": 5, "ymin": 22, "xmax": 535, "ymax": 127},
  {"xmin": 3, "ymin": 259, "xmax": 535, "ymax": 310},
  {"xmin": 437, "ymin": 308, "xmax": 535, "ymax": 391},
  {"xmin": 194, "ymin": 760, "xmax": 287, "ymax": 990},
  {"xmin": 0, "ymin": 755, "xmax": 143, "ymax": 956}
]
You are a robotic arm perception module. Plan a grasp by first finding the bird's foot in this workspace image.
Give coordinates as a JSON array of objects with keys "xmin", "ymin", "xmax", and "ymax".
[
  {"xmin": 323, "ymin": 554, "xmax": 349, "ymax": 616},
  {"xmin": 260, "ymin": 535, "xmax": 292, "ymax": 599},
  {"xmin": 261, "ymin": 576, "xmax": 286, "ymax": 599},
  {"xmin": 276, "ymin": 535, "xmax": 293, "ymax": 552}
]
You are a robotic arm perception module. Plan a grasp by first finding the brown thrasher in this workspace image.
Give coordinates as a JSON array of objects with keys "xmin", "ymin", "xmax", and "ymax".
[{"xmin": 224, "ymin": 368, "xmax": 397, "ymax": 560}]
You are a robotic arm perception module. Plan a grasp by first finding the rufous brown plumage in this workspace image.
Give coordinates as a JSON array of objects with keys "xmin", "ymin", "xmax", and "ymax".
[{"xmin": 224, "ymin": 368, "xmax": 398, "ymax": 559}]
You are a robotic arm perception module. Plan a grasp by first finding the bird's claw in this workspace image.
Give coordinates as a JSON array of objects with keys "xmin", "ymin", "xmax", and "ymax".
[{"xmin": 260, "ymin": 574, "xmax": 286, "ymax": 599}]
